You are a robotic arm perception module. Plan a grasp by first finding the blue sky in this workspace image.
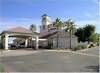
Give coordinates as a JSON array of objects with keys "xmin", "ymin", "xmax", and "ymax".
[{"xmin": 0, "ymin": 0, "xmax": 100, "ymax": 33}]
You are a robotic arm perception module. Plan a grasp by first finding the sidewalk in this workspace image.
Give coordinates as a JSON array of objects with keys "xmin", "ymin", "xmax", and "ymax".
[
  {"xmin": 0, "ymin": 47, "xmax": 99, "ymax": 57},
  {"xmin": 0, "ymin": 49, "xmax": 40, "ymax": 57}
]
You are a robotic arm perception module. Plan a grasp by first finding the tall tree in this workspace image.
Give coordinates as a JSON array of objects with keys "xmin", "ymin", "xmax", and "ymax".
[
  {"xmin": 65, "ymin": 19, "xmax": 76, "ymax": 49},
  {"xmin": 97, "ymin": 34, "xmax": 100, "ymax": 46},
  {"xmin": 75, "ymin": 28, "xmax": 85, "ymax": 42},
  {"xmin": 84, "ymin": 24, "xmax": 95, "ymax": 43},
  {"xmin": 0, "ymin": 36, "xmax": 1, "ymax": 49},
  {"xmin": 89, "ymin": 33, "xmax": 96, "ymax": 43},
  {"xmin": 54, "ymin": 18, "xmax": 63, "ymax": 48},
  {"xmin": 75, "ymin": 24, "xmax": 96, "ymax": 43},
  {"xmin": 89, "ymin": 33, "xmax": 99, "ymax": 44}
]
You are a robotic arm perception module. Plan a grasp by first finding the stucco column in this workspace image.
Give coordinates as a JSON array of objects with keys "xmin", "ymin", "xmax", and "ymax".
[
  {"xmin": 25, "ymin": 39, "xmax": 28, "ymax": 48},
  {"xmin": 36, "ymin": 36, "xmax": 39, "ymax": 50},
  {"xmin": 5, "ymin": 33, "xmax": 9, "ymax": 50}
]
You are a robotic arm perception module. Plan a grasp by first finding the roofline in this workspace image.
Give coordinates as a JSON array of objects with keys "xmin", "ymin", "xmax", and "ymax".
[
  {"xmin": 40, "ymin": 31, "xmax": 57, "ymax": 38},
  {"xmin": 0, "ymin": 31, "xmax": 40, "ymax": 35}
]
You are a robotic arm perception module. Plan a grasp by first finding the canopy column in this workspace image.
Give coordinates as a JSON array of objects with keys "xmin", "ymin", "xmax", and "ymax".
[
  {"xmin": 36, "ymin": 36, "xmax": 39, "ymax": 50},
  {"xmin": 4, "ymin": 33, "xmax": 9, "ymax": 50},
  {"xmin": 25, "ymin": 38, "xmax": 28, "ymax": 48}
]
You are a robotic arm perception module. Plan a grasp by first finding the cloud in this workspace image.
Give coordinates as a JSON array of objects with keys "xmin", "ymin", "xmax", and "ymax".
[
  {"xmin": 92, "ymin": 0, "xmax": 100, "ymax": 4},
  {"xmin": 84, "ymin": 12, "xmax": 93, "ymax": 18},
  {"xmin": 0, "ymin": 21, "xmax": 29, "ymax": 33},
  {"xmin": 76, "ymin": 20, "xmax": 99, "ymax": 27},
  {"xmin": 0, "ymin": 17, "xmax": 41, "ymax": 32},
  {"xmin": 76, "ymin": 20, "xmax": 100, "ymax": 33},
  {"xmin": 7, "ymin": 0, "xmax": 41, "ymax": 6},
  {"xmin": 83, "ymin": 11, "xmax": 99, "ymax": 19},
  {"xmin": 76, "ymin": 20, "xmax": 98, "ymax": 25}
]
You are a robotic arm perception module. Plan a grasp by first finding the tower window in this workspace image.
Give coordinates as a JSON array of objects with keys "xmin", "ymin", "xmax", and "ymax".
[
  {"xmin": 43, "ymin": 25, "xmax": 45, "ymax": 29},
  {"xmin": 43, "ymin": 17, "xmax": 46, "ymax": 21}
]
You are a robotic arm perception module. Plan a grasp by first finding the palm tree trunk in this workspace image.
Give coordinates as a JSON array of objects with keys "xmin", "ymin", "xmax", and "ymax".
[
  {"xmin": 57, "ymin": 28, "xmax": 59, "ymax": 48},
  {"xmin": 70, "ymin": 30, "xmax": 72, "ymax": 49},
  {"xmin": 32, "ymin": 33, "xmax": 34, "ymax": 49}
]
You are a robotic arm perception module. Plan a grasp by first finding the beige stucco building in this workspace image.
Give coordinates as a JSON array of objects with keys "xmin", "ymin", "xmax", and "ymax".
[
  {"xmin": 0, "ymin": 14, "xmax": 78, "ymax": 50},
  {"xmin": 39, "ymin": 14, "xmax": 78, "ymax": 49}
]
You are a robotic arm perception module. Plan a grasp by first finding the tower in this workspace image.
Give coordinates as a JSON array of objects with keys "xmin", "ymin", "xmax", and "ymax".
[{"xmin": 40, "ymin": 14, "xmax": 52, "ymax": 34}]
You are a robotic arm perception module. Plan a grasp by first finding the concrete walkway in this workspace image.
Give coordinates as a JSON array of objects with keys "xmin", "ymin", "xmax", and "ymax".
[
  {"xmin": 0, "ymin": 47, "xmax": 99, "ymax": 72},
  {"xmin": 0, "ymin": 49, "xmax": 40, "ymax": 57},
  {"xmin": 0, "ymin": 47, "xmax": 99, "ymax": 58}
]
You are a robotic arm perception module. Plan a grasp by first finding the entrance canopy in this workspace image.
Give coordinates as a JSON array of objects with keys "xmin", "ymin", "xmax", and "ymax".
[
  {"xmin": 0, "ymin": 27, "xmax": 39, "ymax": 50},
  {"xmin": 1, "ymin": 27, "xmax": 39, "ymax": 37}
]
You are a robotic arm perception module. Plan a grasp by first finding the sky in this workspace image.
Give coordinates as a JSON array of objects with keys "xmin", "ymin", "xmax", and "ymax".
[{"xmin": 0, "ymin": 0, "xmax": 100, "ymax": 33}]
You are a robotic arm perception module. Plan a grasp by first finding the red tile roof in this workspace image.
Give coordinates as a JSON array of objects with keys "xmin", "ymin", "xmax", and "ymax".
[
  {"xmin": 4, "ymin": 27, "xmax": 32, "ymax": 34},
  {"xmin": 40, "ymin": 30, "xmax": 58, "ymax": 38}
]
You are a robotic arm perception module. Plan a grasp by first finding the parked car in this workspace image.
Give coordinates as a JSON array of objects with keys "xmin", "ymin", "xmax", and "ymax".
[{"xmin": 10, "ymin": 44, "xmax": 25, "ymax": 49}]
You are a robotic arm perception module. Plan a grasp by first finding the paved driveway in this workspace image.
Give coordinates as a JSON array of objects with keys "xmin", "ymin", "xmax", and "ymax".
[{"xmin": 0, "ymin": 47, "xmax": 99, "ymax": 72}]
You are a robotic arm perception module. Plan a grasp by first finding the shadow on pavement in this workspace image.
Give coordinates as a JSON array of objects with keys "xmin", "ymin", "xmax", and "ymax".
[{"xmin": 85, "ymin": 65, "xmax": 99, "ymax": 72}]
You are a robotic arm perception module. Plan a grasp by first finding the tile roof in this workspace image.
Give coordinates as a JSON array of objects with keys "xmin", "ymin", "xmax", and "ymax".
[
  {"xmin": 40, "ymin": 30, "xmax": 58, "ymax": 38},
  {"xmin": 5, "ymin": 27, "xmax": 32, "ymax": 34}
]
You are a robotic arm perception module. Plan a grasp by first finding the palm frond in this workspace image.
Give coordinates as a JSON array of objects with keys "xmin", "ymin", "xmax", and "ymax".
[{"xmin": 30, "ymin": 24, "xmax": 36, "ymax": 32}]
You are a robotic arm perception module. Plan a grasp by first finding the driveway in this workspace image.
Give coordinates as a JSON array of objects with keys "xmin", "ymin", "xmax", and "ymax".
[
  {"xmin": 0, "ymin": 47, "xmax": 99, "ymax": 72},
  {"xmin": 78, "ymin": 47, "xmax": 99, "ymax": 56}
]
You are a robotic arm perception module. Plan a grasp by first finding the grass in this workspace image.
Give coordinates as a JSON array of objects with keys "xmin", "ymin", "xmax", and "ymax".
[{"xmin": 0, "ymin": 64, "xmax": 5, "ymax": 72}]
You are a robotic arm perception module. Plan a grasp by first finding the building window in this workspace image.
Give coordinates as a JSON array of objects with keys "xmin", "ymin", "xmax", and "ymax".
[
  {"xmin": 42, "ymin": 17, "xmax": 46, "ymax": 21},
  {"xmin": 43, "ymin": 25, "xmax": 45, "ymax": 29}
]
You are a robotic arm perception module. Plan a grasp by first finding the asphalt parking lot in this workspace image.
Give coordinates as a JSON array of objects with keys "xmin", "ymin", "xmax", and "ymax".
[{"xmin": 0, "ymin": 47, "xmax": 99, "ymax": 72}]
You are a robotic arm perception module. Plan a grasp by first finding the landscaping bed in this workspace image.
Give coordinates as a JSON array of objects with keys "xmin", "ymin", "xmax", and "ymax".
[{"xmin": 72, "ymin": 43, "xmax": 97, "ymax": 51}]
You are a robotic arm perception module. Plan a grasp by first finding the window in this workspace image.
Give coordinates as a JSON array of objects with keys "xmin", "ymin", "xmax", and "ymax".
[{"xmin": 43, "ymin": 25, "xmax": 45, "ymax": 29}]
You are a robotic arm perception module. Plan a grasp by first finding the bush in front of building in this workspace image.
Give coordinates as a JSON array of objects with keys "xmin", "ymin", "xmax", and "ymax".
[{"xmin": 72, "ymin": 45, "xmax": 87, "ymax": 51}]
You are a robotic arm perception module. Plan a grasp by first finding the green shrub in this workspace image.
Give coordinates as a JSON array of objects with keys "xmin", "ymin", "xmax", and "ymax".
[
  {"xmin": 97, "ymin": 42, "xmax": 99, "ymax": 46},
  {"xmin": 81, "ymin": 45, "xmax": 87, "ymax": 49},
  {"xmin": 72, "ymin": 45, "xmax": 87, "ymax": 51}
]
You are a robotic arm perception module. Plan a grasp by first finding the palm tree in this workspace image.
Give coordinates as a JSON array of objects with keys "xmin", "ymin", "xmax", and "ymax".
[
  {"xmin": 65, "ymin": 19, "xmax": 76, "ymax": 49},
  {"xmin": 30, "ymin": 24, "xmax": 36, "ymax": 49},
  {"xmin": 54, "ymin": 18, "xmax": 63, "ymax": 48},
  {"xmin": 30, "ymin": 24, "xmax": 36, "ymax": 33}
]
